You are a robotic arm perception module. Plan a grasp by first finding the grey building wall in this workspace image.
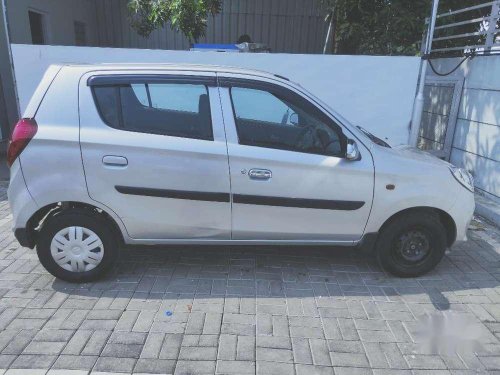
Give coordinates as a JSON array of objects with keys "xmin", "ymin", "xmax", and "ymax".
[
  {"xmin": 6, "ymin": 0, "xmax": 99, "ymax": 46},
  {"xmin": 1, "ymin": 0, "xmax": 100, "ymax": 138},
  {"xmin": 93, "ymin": 0, "xmax": 329, "ymax": 54},
  {"xmin": 426, "ymin": 56, "xmax": 500, "ymax": 202}
]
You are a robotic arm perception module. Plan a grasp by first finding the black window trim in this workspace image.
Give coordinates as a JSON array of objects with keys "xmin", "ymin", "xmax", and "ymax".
[
  {"xmin": 90, "ymin": 74, "xmax": 216, "ymax": 141},
  {"xmin": 88, "ymin": 74, "xmax": 217, "ymax": 87},
  {"xmin": 221, "ymin": 77, "xmax": 348, "ymax": 158}
]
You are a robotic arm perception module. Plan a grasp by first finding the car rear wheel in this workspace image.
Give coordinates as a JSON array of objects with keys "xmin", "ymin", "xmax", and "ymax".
[
  {"xmin": 376, "ymin": 212, "xmax": 447, "ymax": 277},
  {"xmin": 36, "ymin": 209, "xmax": 117, "ymax": 282}
]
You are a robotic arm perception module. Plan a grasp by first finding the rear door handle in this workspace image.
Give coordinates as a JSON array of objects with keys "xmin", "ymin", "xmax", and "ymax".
[
  {"xmin": 248, "ymin": 168, "xmax": 272, "ymax": 180},
  {"xmin": 102, "ymin": 155, "xmax": 128, "ymax": 167}
]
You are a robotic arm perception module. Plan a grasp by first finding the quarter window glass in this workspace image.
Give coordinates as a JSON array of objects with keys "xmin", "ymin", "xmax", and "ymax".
[
  {"xmin": 230, "ymin": 87, "xmax": 344, "ymax": 157},
  {"xmin": 93, "ymin": 86, "xmax": 119, "ymax": 128},
  {"xmin": 93, "ymin": 82, "xmax": 213, "ymax": 141}
]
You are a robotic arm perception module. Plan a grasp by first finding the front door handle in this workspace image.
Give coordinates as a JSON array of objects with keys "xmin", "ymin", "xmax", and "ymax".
[
  {"xmin": 102, "ymin": 155, "xmax": 128, "ymax": 167},
  {"xmin": 248, "ymin": 168, "xmax": 272, "ymax": 180}
]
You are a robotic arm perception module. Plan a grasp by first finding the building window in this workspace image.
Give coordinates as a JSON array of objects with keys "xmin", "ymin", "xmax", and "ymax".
[
  {"xmin": 28, "ymin": 10, "xmax": 45, "ymax": 45},
  {"xmin": 74, "ymin": 21, "xmax": 87, "ymax": 46}
]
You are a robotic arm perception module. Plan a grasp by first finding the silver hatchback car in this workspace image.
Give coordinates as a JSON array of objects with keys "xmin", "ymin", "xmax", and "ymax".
[{"xmin": 8, "ymin": 64, "xmax": 475, "ymax": 282}]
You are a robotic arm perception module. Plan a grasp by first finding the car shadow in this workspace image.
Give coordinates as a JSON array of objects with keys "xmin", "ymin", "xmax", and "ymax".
[{"xmin": 48, "ymin": 221, "xmax": 500, "ymax": 315}]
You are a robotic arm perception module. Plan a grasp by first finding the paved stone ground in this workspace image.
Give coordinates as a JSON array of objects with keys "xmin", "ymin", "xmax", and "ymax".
[{"xmin": 0, "ymin": 182, "xmax": 500, "ymax": 375}]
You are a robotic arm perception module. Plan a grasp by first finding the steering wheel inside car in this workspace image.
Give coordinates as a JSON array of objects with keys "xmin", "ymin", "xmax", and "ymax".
[{"xmin": 294, "ymin": 125, "xmax": 316, "ymax": 150}]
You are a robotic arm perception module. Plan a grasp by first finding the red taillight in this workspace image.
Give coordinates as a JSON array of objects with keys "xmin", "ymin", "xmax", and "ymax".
[{"xmin": 7, "ymin": 119, "xmax": 38, "ymax": 167}]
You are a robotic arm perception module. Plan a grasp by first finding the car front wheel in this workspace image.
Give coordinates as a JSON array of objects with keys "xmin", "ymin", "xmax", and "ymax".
[{"xmin": 376, "ymin": 211, "xmax": 447, "ymax": 277}]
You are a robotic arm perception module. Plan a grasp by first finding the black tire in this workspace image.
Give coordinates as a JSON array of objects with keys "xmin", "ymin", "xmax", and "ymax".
[
  {"xmin": 376, "ymin": 211, "xmax": 447, "ymax": 277},
  {"xmin": 36, "ymin": 209, "xmax": 118, "ymax": 283}
]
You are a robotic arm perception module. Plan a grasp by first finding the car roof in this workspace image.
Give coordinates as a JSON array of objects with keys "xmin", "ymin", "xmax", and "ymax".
[{"xmin": 59, "ymin": 63, "xmax": 291, "ymax": 83}]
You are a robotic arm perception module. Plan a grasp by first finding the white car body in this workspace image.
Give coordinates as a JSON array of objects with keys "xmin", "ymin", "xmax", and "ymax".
[{"xmin": 8, "ymin": 64, "xmax": 474, "ymax": 254}]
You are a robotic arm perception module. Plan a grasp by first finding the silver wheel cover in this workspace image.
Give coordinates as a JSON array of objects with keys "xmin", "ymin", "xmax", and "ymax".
[{"xmin": 50, "ymin": 226, "xmax": 104, "ymax": 272}]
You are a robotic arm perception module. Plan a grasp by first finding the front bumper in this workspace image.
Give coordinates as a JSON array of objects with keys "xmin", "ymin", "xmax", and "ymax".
[{"xmin": 448, "ymin": 186, "xmax": 475, "ymax": 243}]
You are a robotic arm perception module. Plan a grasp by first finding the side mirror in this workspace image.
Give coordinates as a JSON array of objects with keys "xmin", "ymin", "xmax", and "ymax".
[
  {"xmin": 289, "ymin": 113, "xmax": 299, "ymax": 126},
  {"xmin": 346, "ymin": 140, "xmax": 361, "ymax": 161}
]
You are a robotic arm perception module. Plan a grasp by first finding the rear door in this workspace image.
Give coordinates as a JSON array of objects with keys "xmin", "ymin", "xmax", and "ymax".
[
  {"xmin": 79, "ymin": 71, "xmax": 231, "ymax": 241},
  {"xmin": 219, "ymin": 75, "xmax": 374, "ymax": 243}
]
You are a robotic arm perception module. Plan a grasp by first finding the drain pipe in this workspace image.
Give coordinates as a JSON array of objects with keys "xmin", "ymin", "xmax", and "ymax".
[{"xmin": 408, "ymin": 0, "xmax": 439, "ymax": 147}]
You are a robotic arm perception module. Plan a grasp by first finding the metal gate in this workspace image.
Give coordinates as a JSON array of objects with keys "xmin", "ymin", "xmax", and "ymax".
[{"xmin": 417, "ymin": 77, "xmax": 464, "ymax": 160}]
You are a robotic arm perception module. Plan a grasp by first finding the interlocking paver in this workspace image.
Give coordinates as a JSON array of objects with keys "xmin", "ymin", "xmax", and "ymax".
[
  {"xmin": 93, "ymin": 356, "xmax": 136, "ymax": 372},
  {"xmin": 22, "ymin": 341, "xmax": 66, "ymax": 356},
  {"xmin": 330, "ymin": 352, "xmax": 370, "ymax": 367},
  {"xmin": 140, "ymin": 332, "xmax": 164, "ymax": 359},
  {"xmin": 33, "ymin": 329, "xmax": 74, "ymax": 343},
  {"xmin": 0, "ymin": 355, "xmax": 15, "ymax": 369},
  {"xmin": 80, "ymin": 331, "xmax": 111, "ymax": 356},
  {"xmin": 10, "ymin": 354, "xmax": 56, "ymax": 369},
  {"xmin": 158, "ymin": 334, "xmax": 183, "ymax": 360},
  {"xmin": 108, "ymin": 331, "xmax": 146, "ymax": 345},
  {"xmin": 404, "ymin": 354, "xmax": 447, "ymax": 369},
  {"xmin": 216, "ymin": 360, "xmax": 255, "ymax": 374},
  {"xmin": 257, "ymin": 335, "xmax": 291, "ymax": 349},
  {"xmin": 134, "ymin": 358, "xmax": 176, "ymax": 374},
  {"xmin": 310, "ymin": 339, "xmax": 331, "ymax": 366},
  {"xmin": 51, "ymin": 354, "xmax": 97, "ymax": 371},
  {"xmin": 61, "ymin": 330, "xmax": 92, "ymax": 356},
  {"xmin": 101, "ymin": 342, "xmax": 143, "ymax": 358},
  {"xmin": 0, "ymin": 181, "xmax": 498, "ymax": 374},
  {"xmin": 257, "ymin": 360, "xmax": 295, "ymax": 375},
  {"xmin": 174, "ymin": 360, "xmax": 216, "ymax": 374},
  {"xmin": 292, "ymin": 337, "xmax": 313, "ymax": 364},
  {"xmin": 2, "ymin": 330, "xmax": 38, "ymax": 355}
]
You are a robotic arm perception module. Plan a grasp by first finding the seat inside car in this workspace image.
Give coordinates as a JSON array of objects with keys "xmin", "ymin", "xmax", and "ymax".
[{"xmin": 120, "ymin": 85, "xmax": 212, "ymax": 139}]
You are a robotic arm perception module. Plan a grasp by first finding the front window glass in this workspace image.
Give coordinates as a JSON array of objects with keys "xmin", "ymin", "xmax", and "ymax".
[{"xmin": 230, "ymin": 87, "xmax": 344, "ymax": 157}]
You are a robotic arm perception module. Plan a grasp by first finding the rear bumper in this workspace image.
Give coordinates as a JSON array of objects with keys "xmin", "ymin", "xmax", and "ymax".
[
  {"xmin": 7, "ymin": 159, "xmax": 39, "ymax": 236},
  {"xmin": 14, "ymin": 228, "xmax": 35, "ymax": 248}
]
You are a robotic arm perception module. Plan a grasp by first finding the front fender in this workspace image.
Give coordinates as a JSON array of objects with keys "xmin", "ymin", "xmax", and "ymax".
[{"xmin": 364, "ymin": 177, "xmax": 458, "ymax": 235}]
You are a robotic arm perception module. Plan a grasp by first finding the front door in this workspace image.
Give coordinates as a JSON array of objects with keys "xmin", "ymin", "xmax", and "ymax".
[
  {"xmin": 218, "ymin": 76, "xmax": 374, "ymax": 243},
  {"xmin": 79, "ymin": 71, "xmax": 231, "ymax": 241}
]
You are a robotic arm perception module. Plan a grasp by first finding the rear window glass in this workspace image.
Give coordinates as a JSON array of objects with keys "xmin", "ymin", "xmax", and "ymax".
[{"xmin": 92, "ymin": 82, "xmax": 213, "ymax": 141}]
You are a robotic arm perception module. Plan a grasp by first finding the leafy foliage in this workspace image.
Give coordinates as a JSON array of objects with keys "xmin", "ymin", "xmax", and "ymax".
[
  {"xmin": 321, "ymin": 0, "xmax": 473, "ymax": 55},
  {"xmin": 128, "ymin": 0, "xmax": 222, "ymax": 42},
  {"xmin": 128, "ymin": 0, "xmax": 480, "ymax": 54}
]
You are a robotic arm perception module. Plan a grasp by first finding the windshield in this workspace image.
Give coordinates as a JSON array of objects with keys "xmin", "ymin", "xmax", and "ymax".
[{"xmin": 356, "ymin": 126, "xmax": 391, "ymax": 148}]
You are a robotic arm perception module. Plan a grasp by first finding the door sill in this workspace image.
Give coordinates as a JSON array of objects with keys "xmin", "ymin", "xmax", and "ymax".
[{"xmin": 124, "ymin": 238, "xmax": 358, "ymax": 246}]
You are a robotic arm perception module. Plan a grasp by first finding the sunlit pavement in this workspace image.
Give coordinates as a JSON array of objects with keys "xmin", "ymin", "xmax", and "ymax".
[{"xmin": 0, "ymin": 181, "xmax": 499, "ymax": 375}]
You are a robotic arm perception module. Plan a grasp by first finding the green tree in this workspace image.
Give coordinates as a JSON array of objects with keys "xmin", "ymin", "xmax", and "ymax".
[
  {"xmin": 321, "ymin": 0, "xmax": 475, "ymax": 56},
  {"xmin": 128, "ymin": 0, "xmax": 222, "ymax": 43}
]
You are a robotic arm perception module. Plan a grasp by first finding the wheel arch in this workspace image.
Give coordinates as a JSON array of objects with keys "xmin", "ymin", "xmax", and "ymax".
[
  {"xmin": 25, "ymin": 201, "xmax": 125, "ymax": 248},
  {"xmin": 378, "ymin": 206, "xmax": 457, "ymax": 247}
]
